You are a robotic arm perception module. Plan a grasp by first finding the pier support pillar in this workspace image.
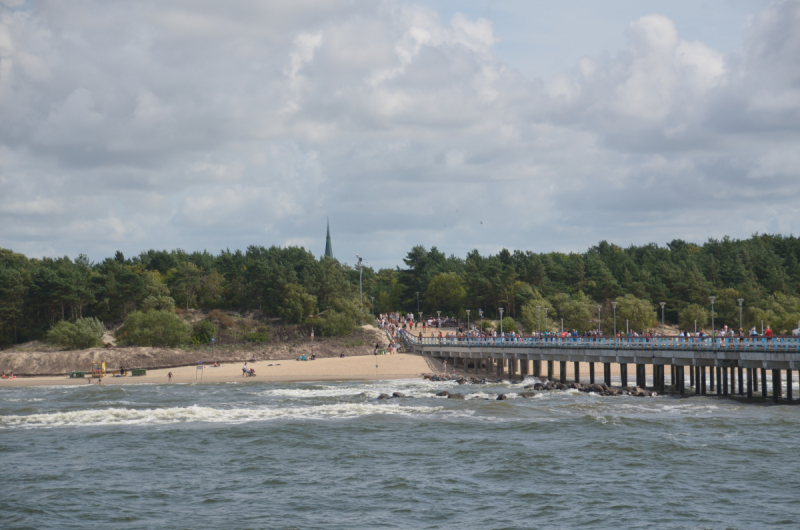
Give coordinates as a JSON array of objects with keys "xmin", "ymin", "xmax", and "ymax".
[
  {"xmin": 753, "ymin": 368, "xmax": 758, "ymax": 390},
  {"xmin": 716, "ymin": 367, "xmax": 721, "ymax": 395},
  {"xmin": 761, "ymin": 368, "xmax": 768, "ymax": 399},
  {"xmin": 788, "ymin": 370, "xmax": 793, "ymax": 401},
  {"xmin": 574, "ymin": 362, "xmax": 580, "ymax": 383},
  {"xmin": 560, "ymin": 361, "xmax": 567, "ymax": 384},
  {"xmin": 722, "ymin": 366, "xmax": 729, "ymax": 396},
  {"xmin": 589, "ymin": 363, "xmax": 595, "ymax": 385},
  {"xmin": 486, "ymin": 358, "xmax": 492, "ymax": 376},
  {"xmin": 738, "ymin": 367, "xmax": 744, "ymax": 396},
  {"xmin": 747, "ymin": 368, "xmax": 753, "ymax": 399},
  {"xmin": 533, "ymin": 360, "xmax": 541, "ymax": 378},
  {"xmin": 547, "ymin": 361, "xmax": 554, "ymax": 381},
  {"xmin": 773, "ymin": 370, "xmax": 781, "ymax": 402},
  {"xmin": 679, "ymin": 366, "xmax": 685, "ymax": 395},
  {"xmin": 690, "ymin": 366, "xmax": 694, "ymax": 387},
  {"xmin": 496, "ymin": 358, "xmax": 503, "ymax": 377},
  {"xmin": 670, "ymin": 365, "xmax": 675, "ymax": 387},
  {"xmin": 694, "ymin": 366, "xmax": 700, "ymax": 393},
  {"xmin": 701, "ymin": 366, "xmax": 707, "ymax": 395},
  {"xmin": 604, "ymin": 363, "xmax": 611, "ymax": 386},
  {"xmin": 526, "ymin": 360, "xmax": 533, "ymax": 378},
  {"xmin": 621, "ymin": 364, "xmax": 628, "ymax": 388}
]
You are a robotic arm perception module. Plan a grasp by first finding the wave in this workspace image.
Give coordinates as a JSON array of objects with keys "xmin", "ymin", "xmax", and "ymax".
[{"xmin": 0, "ymin": 402, "xmax": 444, "ymax": 429}]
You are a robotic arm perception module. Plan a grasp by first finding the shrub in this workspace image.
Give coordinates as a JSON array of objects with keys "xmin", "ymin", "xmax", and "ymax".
[
  {"xmin": 45, "ymin": 318, "xmax": 106, "ymax": 350},
  {"xmin": 207, "ymin": 309, "xmax": 235, "ymax": 329},
  {"xmin": 141, "ymin": 295, "xmax": 176, "ymax": 312},
  {"xmin": 313, "ymin": 310, "xmax": 354, "ymax": 337},
  {"xmin": 244, "ymin": 331, "xmax": 270, "ymax": 343},
  {"xmin": 191, "ymin": 320, "xmax": 216, "ymax": 345},
  {"xmin": 481, "ymin": 320, "xmax": 494, "ymax": 331},
  {"xmin": 501, "ymin": 317, "xmax": 518, "ymax": 334},
  {"xmin": 115, "ymin": 310, "xmax": 192, "ymax": 347}
]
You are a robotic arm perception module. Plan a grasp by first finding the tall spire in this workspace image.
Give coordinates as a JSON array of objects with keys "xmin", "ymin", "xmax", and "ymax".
[{"xmin": 324, "ymin": 218, "xmax": 333, "ymax": 259}]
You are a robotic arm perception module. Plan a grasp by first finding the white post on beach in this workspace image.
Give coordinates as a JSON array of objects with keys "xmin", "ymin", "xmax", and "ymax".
[{"xmin": 197, "ymin": 364, "xmax": 203, "ymax": 380}]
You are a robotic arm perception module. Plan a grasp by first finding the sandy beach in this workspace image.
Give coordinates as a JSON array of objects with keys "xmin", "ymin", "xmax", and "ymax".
[
  {"xmin": 0, "ymin": 353, "xmax": 445, "ymax": 387},
  {"xmin": 2, "ymin": 353, "xmax": 660, "ymax": 388}
]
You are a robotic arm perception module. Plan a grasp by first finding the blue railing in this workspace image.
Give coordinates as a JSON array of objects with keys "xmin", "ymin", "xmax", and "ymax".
[{"xmin": 398, "ymin": 330, "xmax": 800, "ymax": 353}]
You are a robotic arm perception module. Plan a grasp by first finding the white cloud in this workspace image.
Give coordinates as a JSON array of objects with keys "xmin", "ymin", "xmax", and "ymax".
[{"xmin": 0, "ymin": 0, "xmax": 798, "ymax": 266}]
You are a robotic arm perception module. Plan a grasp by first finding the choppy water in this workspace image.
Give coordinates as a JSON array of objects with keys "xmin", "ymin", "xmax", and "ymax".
[{"xmin": 2, "ymin": 377, "xmax": 800, "ymax": 529}]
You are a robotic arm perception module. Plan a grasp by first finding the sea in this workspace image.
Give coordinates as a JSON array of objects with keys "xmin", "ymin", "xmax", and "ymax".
[{"xmin": 2, "ymin": 377, "xmax": 800, "ymax": 529}]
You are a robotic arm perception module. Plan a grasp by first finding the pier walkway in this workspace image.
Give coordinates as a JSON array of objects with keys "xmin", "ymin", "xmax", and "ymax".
[{"xmin": 399, "ymin": 332, "xmax": 800, "ymax": 402}]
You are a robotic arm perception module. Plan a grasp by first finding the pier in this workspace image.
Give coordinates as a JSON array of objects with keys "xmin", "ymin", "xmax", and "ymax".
[{"xmin": 400, "ymin": 333, "xmax": 800, "ymax": 402}]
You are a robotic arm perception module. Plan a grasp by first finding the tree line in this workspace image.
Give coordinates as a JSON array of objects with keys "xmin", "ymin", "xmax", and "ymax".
[
  {"xmin": 363, "ymin": 235, "xmax": 800, "ymax": 335},
  {"xmin": 0, "ymin": 246, "xmax": 368, "ymax": 346},
  {"xmin": 2, "ymin": 234, "xmax": 800, "ymax": 346}
]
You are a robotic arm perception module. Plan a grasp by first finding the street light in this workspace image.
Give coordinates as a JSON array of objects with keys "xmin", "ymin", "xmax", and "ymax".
[
  {"xmin": 611, "ymin": 301, "xmax": 618, "ymax": 342},
  {"xmin": 370, "ymin": 296, "xmax": 375, "ymax": 315},
  {"xmin": 537, "ymin": 306, "xmax": 542, "ymax": 335},
  {"xmin": 416, "ymin": 291, "xmax": 420, "ymax": 313},
  {"xmin": 499, "ymin": 307, "xmax": 504, "ymax": 336},
  {"xmin": 418, "ymin": 312, "xmax": 423, "ymax": 331},
  {"xmin": 356, "ymin": 255, "xmax": 364, "ymax": 305},
  {"xmin": 660, "ymin": 302, "xmax": 666, "ymax": 336},
  {"xmin": 709, "ymin": 296, "xmax": 716, "ymax": 348},
  {"xmin": 737, "ymin": 298, "xmax": 744, "ymax": 331},
  {"xmin": 544, "ymin": 308, "xmax": 548, "ymax": 334},
  {"xmin": 561, "ymin": 318, "xmax": 564, "ymax": 333},
  {"xmin": 478, "ymin": 308, "xmax": 483, "ymax": 333},
  {"xmin": 466, "ymin": 309, "xmax": 471, "ymax": 332},
  {"xmin": 597, "ymin": 305, "xmax": 601, "ymax": 334}
]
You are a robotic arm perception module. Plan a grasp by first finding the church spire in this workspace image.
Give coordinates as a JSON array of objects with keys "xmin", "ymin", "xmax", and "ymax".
[{"xmin": 324, "ymin": 218, "xmax": 333, "ymax": 259}]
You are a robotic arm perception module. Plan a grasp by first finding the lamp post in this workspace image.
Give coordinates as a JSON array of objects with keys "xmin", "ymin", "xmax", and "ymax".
[
  {"xmin": 370, "ymin": 296, "xmax": 375, "ymax": 315},
  {"xmin": 499, "ymin": 308, "xmax": 504, "ymax": 336},
  {"xmin": 612, "ymin": 301, "xmax": 618, "ymax": 342},
  {"xmin": 356, "ymin": 255, "xmax": 364, "ymax": 305},
  {"xmin": 537, "ymin": 306, "xmax": 542, "ymax": 335},
  {"xmin": 626, "ymin": 319, "xmax": 629, "ymax": 335},
  {"xmin": 709, "ymin": 296, "xmax": 716, "ymax": 348},
  {"xmin": 418, "ymin": 312, "xmax": 422, "ymax": 332},
  {"xmin": 478, "ymin": 308, "xmax": 483, "ymax": 333},
  {"xmin": 737, "ymin": 298, "xmax": 744, "ymax": 331},
  {"xmin": 416, "ymin": 292, "xmax": 420, "ymax": 313},
  {"xmin": 436, "ymin": 310, "xmax": 441, "ymax": 329},
  {"xmin": 597, "ymin": 305, "xmax": 601, "ymax": 334},
  {"xmin": 561, "ymin": 318, "xmax": 564, "ymax": 333},
  {"xmin": 544, "ymin": 308, "xmax": 548, "ymax": 334},
  {"xmin": 466, "ymin": 310, "xmax": 471, "ymax": 333},
  {"xmin": 660, "ymin": 302, "xmax": 666, "ymax": 336}
]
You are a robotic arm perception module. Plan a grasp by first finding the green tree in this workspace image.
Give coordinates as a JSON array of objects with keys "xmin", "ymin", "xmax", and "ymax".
[
  {"xmin": 616, "ymin": 294, "xmax": 657, "ymax": 333},
  {"xmin": 278, "ymin": 284, "xmax": 317, "ymax": 324},
  {"xmin": 424, "ymin": 272, "xmax": 466, "ymax": 315},
  {"xmin": 678, "ymin": 304, "xmax": 709, "ymax": 331},
  {"xmin": 115, "ymin": 310, "xmax": 192, "ymax": 347},
  {"xmin": 45, "ymin": 317, "xmax": 105, "ymax": 350}
]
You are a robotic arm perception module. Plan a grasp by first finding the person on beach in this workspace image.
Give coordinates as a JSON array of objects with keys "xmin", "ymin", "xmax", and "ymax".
[
  {"xmin": 168, "ymin": 372, "xmax": 173, "ymax": 383},
  {"xmin": 242, "ymin": 362, "xmax": 248, "ymax": 376},
  {"xmin": 442, "ymin": 359, "xmax": 447, "ymax": 374}
]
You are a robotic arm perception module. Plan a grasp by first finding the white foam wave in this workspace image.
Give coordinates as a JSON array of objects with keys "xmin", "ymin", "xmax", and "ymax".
[{"xmin": 0, "ymin": 403, "xmax": 443, "ymax": 429}]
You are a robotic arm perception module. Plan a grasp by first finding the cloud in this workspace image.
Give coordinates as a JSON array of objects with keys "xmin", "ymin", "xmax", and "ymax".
[{"xmin": 0, "ymin": 0, "xmax": 799, "ymax": 267}]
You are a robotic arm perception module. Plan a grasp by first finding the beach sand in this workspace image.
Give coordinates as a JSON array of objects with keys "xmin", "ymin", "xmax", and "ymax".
[
  {"xmin": 0, "ymin": 353, "xmax": 444, "ymax": 387},
  {"xmin": 1, "ymin": 353, "xmax": 665, "ymax": 388}
]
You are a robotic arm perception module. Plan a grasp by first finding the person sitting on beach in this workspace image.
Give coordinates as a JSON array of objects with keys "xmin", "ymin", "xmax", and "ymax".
[{"xmin": 213, "ymin": 362, "xmax": 219, "ymax": 367}]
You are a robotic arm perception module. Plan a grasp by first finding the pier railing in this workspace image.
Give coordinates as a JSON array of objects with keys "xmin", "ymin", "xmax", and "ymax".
[{"xmin": 398, "ymin": 330, "xmax": 800, "ymax": 353}]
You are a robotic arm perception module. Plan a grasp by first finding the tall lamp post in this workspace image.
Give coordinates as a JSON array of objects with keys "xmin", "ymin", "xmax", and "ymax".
[
  {"xmin": 478, "ymin": 308, "xmax": 483, "ymax": 333},
  {"xmin": 544, "ymin": 308, "xmax": 548, "ymax": 335},
  {"xmin": 561, "ymin": 318, "xmax": 564, "ymax": 333},
  {"xmin": 466, "ymin": 310, "xmax": 471, "ymax": 333},
  {"xmin": 436, "ymin": 310, "xmax": 441, "ymax": 329},
  {"xmin": 416, "ymin": 292, "xmax": 420, "ymax": 313},
  {"xmin": 660, "ymin": 302, "xmax": 666, "ymax": 336},
  {"xmin": 356, "ymin": 255, "xmax": 364, "ymax": 305},
  {"xmin": 370, "ymin": 296, "xmax": 375, "ymax": 315},
  {"xmin": 612, "ymin": 301, "xmax": 618, "ymax": 343},
  {"xmin": 418, "ymin": 312, "xmax": 422, "ymax": 332},
  {"xmin": 537, "ymin": 306, "xmax": 542, "ymax": 335},
  {"xmin": 597, "ymin": 305, "xmax": 601, "ymax": 334},
  {"xmin": 499, "ymin": 308, "xmax": 504, "ymax": 335},
  {"xmin": 737, "ymin": 298, "xmax": 744, "ymax": 331},
  {"xmin": 709, "ymin": 296, "xmax": 716, "ymax": 348}
]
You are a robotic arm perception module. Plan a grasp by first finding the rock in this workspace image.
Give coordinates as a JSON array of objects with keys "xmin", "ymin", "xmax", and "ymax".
[
  {"xmin": 523, "ymin": 384, "xmax": 535, "ymax": 389},
  {"xmin": 378, "ymin": 393, "xmax": 391, "ymax": 400},
  {"xmin": 555, "ymin": 383, "xmax": 567, "ymax": 390},
  {"xmin": 392, "ymin": 392, "xmax": 406, "ymax": 398},
  {"xmin": 447, "ymin": 392, "xmax": 465, "ymax": 400},
  {"xmin": 496, "ymin": 393, "xmax": 507, "ymax": 400},
  {"xmin": 519, "ymin": 392, "xmax": 537, "ymax": 398},
  {"xmin": 457, "ymin": 378, "xmax": 467, "ymax": 385},
  {"xmin": 423, "ymin": 374, "xmax": 432, "ymax": 380},
  {"xmin": 436, "ymin": 391, "xmax": 450, "ymax": 397},
  {"xmin": 634, "ymin": 387, "xmax": 646, "ymax": 394},
  {"xmin": 533, "ymin": 383, "xmax": 544, "ymax": 390}
]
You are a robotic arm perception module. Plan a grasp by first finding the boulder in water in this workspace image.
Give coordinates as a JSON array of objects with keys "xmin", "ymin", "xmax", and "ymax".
[
  {"xmin": 392, "ymin": 392, "xmax": 406, "ymax": 398},
  {"xmin": 436, "ymin": 391, "xmax": 450, "ymax": 397},
  {"xmin": 519, "ymin": 392, "xmax": 537, "ymax": 398},
  {"xmin": 447, "ymin": 392, "xmax": 465, "ymax": 400},
  {"xmin": 378, "ymin": 393, "xmax": 391, "ymax": 400},
  {"xmin": 496, "ymin": 393, "xmax": 507, "ymax": 400}
]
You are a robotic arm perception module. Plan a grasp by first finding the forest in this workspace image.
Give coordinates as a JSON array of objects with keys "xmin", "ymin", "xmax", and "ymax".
[{"xmin": 1, "ymin": 234, "xmax": 800, "ymax": 347}]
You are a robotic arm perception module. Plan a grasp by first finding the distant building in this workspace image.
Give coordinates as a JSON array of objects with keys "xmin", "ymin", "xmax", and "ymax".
[{"xmin": 324, "ymin": 219, "xmax": 333, "ymax": 259}]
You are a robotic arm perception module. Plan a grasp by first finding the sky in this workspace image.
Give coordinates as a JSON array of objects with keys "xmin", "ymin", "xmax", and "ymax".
[{"xmin": 1, "ymin": 0, "xmax": 799, "ymax": 270}]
